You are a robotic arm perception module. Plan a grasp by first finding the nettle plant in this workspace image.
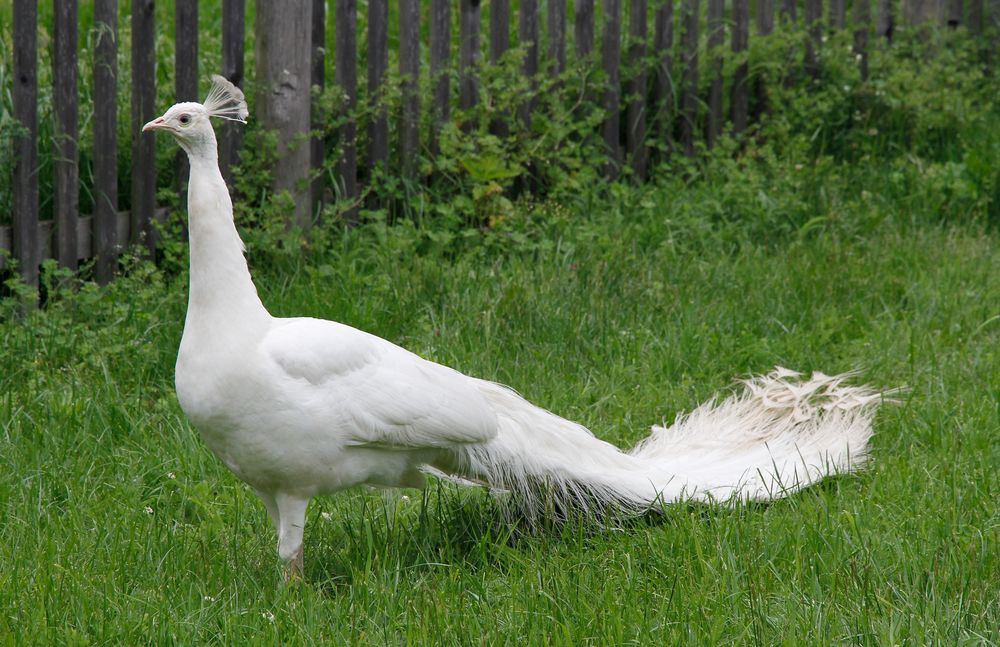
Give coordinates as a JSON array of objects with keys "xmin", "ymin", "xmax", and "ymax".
[
  {"xmin": 307, "ymin": 44, "xmax": 607, "ymax": 233},
  {"xmin": 751, "ymin": 24, "xmax": 993, "ymax": 165}
]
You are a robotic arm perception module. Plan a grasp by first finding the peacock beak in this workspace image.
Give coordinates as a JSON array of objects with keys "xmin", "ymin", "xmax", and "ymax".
[{"xmin": 142, "ymin": 117, "xmax": 170, "ymax": 133}]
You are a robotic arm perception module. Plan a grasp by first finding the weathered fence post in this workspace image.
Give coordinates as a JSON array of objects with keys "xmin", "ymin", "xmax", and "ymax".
[
  {"xmin": 490, "ymin": 0, "xmax": 510, "ymax": 63},
  {"xmin": 175, "ymin": 2, "xmax": 198, "ymax": 109},
  {"xmin": 489, "ymin": 0, "xmax": 511, "ymax": 137},
  {"xmin": 902, "ymin": 0, "xmax": 927, "ymax": 28},
  {"xmin": 257, "ymin": 1, "xmax": 313, "ymax": 230},
  {"xmin": 132, "ymin": 0, "xmax": 157, "ymax": 254},
  {"xmin": 968, "ymin": 0, "xmax": 984, "ymax": 31},
  {"xmin": 311, "ymin": 0, "xmax": 325, "ymax": 215},
  {"xmin": 336, "ymin": 0, "xmax": 359, "ymax": 225},
  {"xmin": 399, "ymin": 0, "xmax": 421, "ymax": 179},
  {"xmin": 754, "ymin": 0, "xmax": 773, "ymax": 121},
  {"xmin": 731, "ymin": 0, "xmax": 749, "ymax": 136},
  {"xmin": 459, "ymin": 0, "xmax": 481, "ymax": 113},
  {"xmin": 854, "ymin": 0, "xmax": 871, "ymax": 80},
  {"xmin": 13, "ymin": 0, "xmax": 39, "ymax": 292},
  {"xmin": 54, "ymin": 0, "xmax": 79, "ymax": 271},
  {"xmin": 758, "ymin": 0, "xmax": 775, "ymax": 37},
  {"xmin": 602, "ymin": 0, "xmax": 622, "ymax": 176},
  {"xmin": 948, "ymin": 0, "xmax": 963, "ymax": 26},
  {"xmin": 680, "ymin": 0, "xmax": 699, "ymax": 157},
  {"xmin": 367, "ymin": 0, "xmax": 388, "ymax": 213},
  {"xmin": 576, "ymin": 0, "xmax": 596, "ymax": 57},
  {"xmin": 219, "ymin": 0, "xmax": 245, "ymax": 190},
  {"xmin": 626, "ymin": 0, "xmax": 648, "ymax": 177},
  {"xmin": 805, "ymin": 0, "xmax": 823, "ymax": 78},
  {"xmin": 877, "ymin": 0, "xmax": 893, "ymax": 40},
  {"xmin": 519, "ymin": 0, "xmax": 539, "ymax": 127},
  {"xmin": 549, "ymin": 0, "xmax": 567, "ymax": 75},
  {"xmin": 707, "ymin": 0, "xmax": 724, "ymax": 149},
  {"xmin": 781, "ymin": 0, "xmax": 797, "ymax": 22},
  {"xmin": 830, "ymin": 0, "xmax": 847, "ymax": 28},
  {"xmin": 429, "ymin": 0, "xmax": 450, "ymax": 155},
  {"xmin": 780, "ymin": 0, "xmax": 798, "ymax": 88},
  {"xmin": 653, "ymin": 0, "xmax": 674, "ymax": 155},
  {"xmin": 369, "ymin": 0, "xmax": 389, "ymax": 184},
  {"xmin": 93, "ymin": 0, "xmax": 118, "ymax": 284},
  {"xmin": 989, "ymin": 0, "xmax": 1000, "ymax": 58},
  {"xmin": 175, "ymin": 0, "xmax": 198, "ymax": 204},
  {"xmin": 575, "ymin": 0, "xmax": 596, "ymax": 154}
]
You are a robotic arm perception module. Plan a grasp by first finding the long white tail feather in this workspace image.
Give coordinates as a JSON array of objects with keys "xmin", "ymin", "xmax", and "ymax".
[{"xmin": 449, "ymin": 367, "xmax": 885, "ymax": 518}]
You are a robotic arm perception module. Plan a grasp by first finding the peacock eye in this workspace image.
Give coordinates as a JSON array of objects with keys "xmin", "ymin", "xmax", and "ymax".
[{"xmin": 179, "ymin": 114, "xmax": 191, "ymax": 125}]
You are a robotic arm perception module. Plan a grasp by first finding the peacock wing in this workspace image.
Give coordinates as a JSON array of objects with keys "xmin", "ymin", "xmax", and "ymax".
[{"xmin": 260, "ymin": 317, "xmax": 499, "ymax": 449}]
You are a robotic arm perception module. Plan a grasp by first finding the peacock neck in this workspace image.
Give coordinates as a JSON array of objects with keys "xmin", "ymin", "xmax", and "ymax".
[{"xmin": 184, "ymin": 154, "xmax": 270, "ymax": 339}]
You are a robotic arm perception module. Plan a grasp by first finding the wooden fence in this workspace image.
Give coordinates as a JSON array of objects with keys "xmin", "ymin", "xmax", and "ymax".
[{"xmin": 4, "ymin": 0, "xmax": 995, "ymax": 290}]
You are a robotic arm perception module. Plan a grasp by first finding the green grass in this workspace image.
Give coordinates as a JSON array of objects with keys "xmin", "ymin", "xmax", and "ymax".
[{"xmin": 1, "ymin": 148, "xmax": 998, "ymax": 643}]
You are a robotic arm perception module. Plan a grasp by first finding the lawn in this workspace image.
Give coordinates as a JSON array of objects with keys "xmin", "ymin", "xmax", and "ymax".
[{"xmin": 1, "ymin": 154, "xmax": 998, "ymax": 643}]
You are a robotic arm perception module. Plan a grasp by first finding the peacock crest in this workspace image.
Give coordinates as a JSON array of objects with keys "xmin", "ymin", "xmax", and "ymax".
[{"xmin": 202, "ymin": 74, "xmax": 249, "ymax": 123}]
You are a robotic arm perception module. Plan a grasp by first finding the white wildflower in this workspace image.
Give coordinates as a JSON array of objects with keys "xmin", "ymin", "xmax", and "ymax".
[{"xmin": 144, "ymin": 506, "xmax": 154, "ymax": 515}]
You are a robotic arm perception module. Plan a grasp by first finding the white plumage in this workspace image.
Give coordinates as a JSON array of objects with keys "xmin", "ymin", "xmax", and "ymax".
[{"xmin": 144, "ymin": 77, "xmax": 887, "ymax": 577}]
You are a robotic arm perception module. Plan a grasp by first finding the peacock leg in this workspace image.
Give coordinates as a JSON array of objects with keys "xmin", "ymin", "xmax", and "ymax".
[
  {"xmin": 275, "ymin": 493, "xmax": 310, "ymax": 580},
  {"xmin": 255, "ymin": 489, "xmax": 280, "ymax": 534}
]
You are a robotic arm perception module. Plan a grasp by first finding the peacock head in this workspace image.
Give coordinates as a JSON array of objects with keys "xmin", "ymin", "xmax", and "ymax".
[{"xmin": 143, "ymin": 75, "xmax": 248, "ymax": 156}]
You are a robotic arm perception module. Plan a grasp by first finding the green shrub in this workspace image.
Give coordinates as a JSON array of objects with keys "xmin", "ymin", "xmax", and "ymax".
[{"xmin": 2, "ymin": 6, "xmax": 998, "ymax": 242}]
